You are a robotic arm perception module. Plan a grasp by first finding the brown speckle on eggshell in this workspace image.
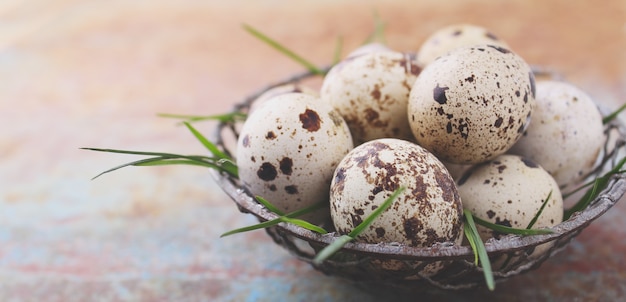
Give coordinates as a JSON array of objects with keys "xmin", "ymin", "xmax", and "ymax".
[
  {"xmin": 417, "ymin": 23, "xmax": 510, "ymax": 68},
  {"xmin": 457, "ymin": 154, "xmax": 563, "ymax": 240},
  {"xmin": 237, "ymin": 93, "xmax": 354, "ymax": 224},
  {"xmin": 321, "ymin": 51, "xmax": 421, "ymax": 145},
  {"xmin": 508, "ymin": 80, "xmax": 605, "ymax": 188},
  {"xmin": 408, "ymin": 44, "xmax": 536, "ymax": 164},
  {"xmin": 457, "ymin": 154, "xmax": 563, "ymax": 269},
  {"xmin": 330, "ymin": 138, "xmax": 464, "ymax": 248}
]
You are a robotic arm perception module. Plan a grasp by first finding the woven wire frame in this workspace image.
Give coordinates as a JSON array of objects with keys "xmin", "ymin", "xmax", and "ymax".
[{"xmin": 210, "ymin": 68, "xmax": 626, "ymax": 292}]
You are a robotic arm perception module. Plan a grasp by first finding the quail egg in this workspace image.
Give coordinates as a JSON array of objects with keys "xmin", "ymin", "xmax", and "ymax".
[
  {"xmin": 408, "ymin": 44, "xmax": 536, "ymax": 164},
  {"xmin": 457, "ymin": 154, "xmax": 563, "ymax": 240},
  {"xmin": 508, "ymin": 80, "xmax": 605, "ymax": 187},
  {"xmin": 329, "ymin": 138, "xmax": 464, "ymax": 247},
  {"xmin": 237, "ymin": 93, "xmax": 354, "ymax": 224},
  {"xmin": 457, "ymin": 154, "xmax": 563, "ymax": 267},
  {"xmin": 321, "ymin": 51, "xmax": 421, "ymax": 145},
  {"xmin": 417, "ymin": 23, "xmax": 510, "ymax": 68}
]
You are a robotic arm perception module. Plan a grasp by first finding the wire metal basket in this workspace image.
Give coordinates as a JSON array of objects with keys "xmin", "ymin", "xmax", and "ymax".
[{"xmin": 210, "ymin": 69, "xmax": 626, "ymax": 292}]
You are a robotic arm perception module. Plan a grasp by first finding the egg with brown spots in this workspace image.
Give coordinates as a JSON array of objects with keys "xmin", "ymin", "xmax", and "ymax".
[
  {"xmin": 329, "ymin": 138, "xmax": 464, "ymax": 247},
  {"xmin": 408, "ymin": 44, "xmax": 536, "ymax": 164},
  {"xmin": 237, "ymin": 93, "xmax": 354, "ymax": 224},
  {"xmin": 508, "ymin": 80, "xmax": 605, "ymax": 188},
  {"xmin": 321, "ymin": 51, "xmax": 421, "ymax": 145},
  {"xmin": 457, "ymin": 154, "xmax": 563, "ymax": 242},
  {"xmin": 416, "ymin": 23, "xmax": 510, "ymax": 68}
]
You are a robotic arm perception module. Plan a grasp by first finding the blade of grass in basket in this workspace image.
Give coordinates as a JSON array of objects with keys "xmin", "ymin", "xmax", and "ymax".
[
  {"xmin": 526, "ymin": 191, "xmax": 553, "ymax": 229},
  {"xmin": 255, "ymin": 196, "xmax": 285, "ymax": 216},
  {"xmin": 158, "ymin": 112, "xmax": 246, "ymax": 124},
  {"xmin": 603, "ymin": 103, "xmax": 626, "ymax": 124},
  {"xmin": 564, "ymin": 157, "xmax": 626, "ymax": 219},
  {"xmin": 81, "ymin": 148, "xmax": 238, "ymax": 179},
  {"xmin": 361, "ymin": 9, "xmax": 386, "ymax": 45},
  {"xmin": 183, "ymin": 122, "xmax": 230, "ymax": 160},
  {"xmin": 499, "ymin": 191, "xmax": 554, "ymax": 269},
  {"xmin": 464, "ymin": 221, "xmax": 480, "ymax": 266},
  {"xmin": 562, "ymin": 169, "xmax": 626, "ymax": 200},
  {"xmin": 463, "ymin": 209, "xmax": 495, "ymax": 291},
  {"xmin": 243, "ymin": 24, "xmax": 325, "ymax": 75},
  {"xmin": 254, "ymin": 196, "xmax": 327, "ymax": 234},
  {"xmin": 313, "ymin": 187, "xmax": 406, "ymax": 265},
  {"xmin": 332, "ymin": 35, "xmax": 344, "ymax": 65},
  {"xmin": 471, "ymin": 215, "xmax": 554, "ymax": 236},
  {"xmin": 220, "ymin": 200, "xmax": 328, "ymax": 237}
]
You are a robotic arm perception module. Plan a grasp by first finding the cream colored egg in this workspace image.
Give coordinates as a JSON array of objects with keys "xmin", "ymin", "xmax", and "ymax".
[
  {"xmin": 321, "ymin": 51, "xmax": 421, "ymax": 145},
  {"xmin": 457, "ymin": 154, "xmax": 563, "ymax": 268},
  {"xmin": 457, "ymin": 154, "xmax": 563, "ymax": 241},
  {"xmin": 237, "ymin": 93, "xmax": 354, "ymax": 224},
  {"xmin": 408, "ymin": 44, "xmax": 536, "ymax": 164},
  {"xmin": 330, "ymin": 138, "xmax": 464, "ymax": 247},
  {"xmin": 417, "ymin": 23, "xmax": 509, "ymax": 68},
  {"xmin": 508, "ymin": 80, "xmax": 605, "ymax": 187}
]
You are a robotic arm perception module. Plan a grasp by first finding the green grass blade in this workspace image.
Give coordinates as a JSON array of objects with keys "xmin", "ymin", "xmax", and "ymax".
[
  {"xmin": 348, "ymin": 187, "xmax": 406, "ymax": 237},
  {"xmin": 135, "ymin": 159, "xmax": 228, "ymax": 171},
  {"xmin": 81, "ymin": 147, "xmax": 211, "ymax": 159},
  {"xmin": 332, "ymin": 35, "xmax": 344, "ymax": 65},
  {"xmin": 312, "ymin": 187, "xmax": 405, "ymax": 265},
  {"xmin": 243, "ymin": 24, "xmax": 324, "ymax": 75},
  {"xmin": 280, "ymin": 217, "xmax": 327, "ymax": 234},
  {"xmin": 464, "ymin": 223, "xmax": 480, "ymax": 265},
  {"xmin": 158, "ymin": 112, "xmax": 247, "ymax": 124},
  {"xmin": 563, "ymin": 178, "xmax": 596, "ymax": 199},
  {"xmin": 220, "ymin": 219, "xmax": 282, "ymax": 237},
  {"xmin": 220, "ymin": 201, "xmax": 327, "ymax": 237},
  {"xmin": 82, "ymin": 147, "xmax": 238, "ymax": 178},
  {"xmin": 472, "ymin": 215, "xmax": 554, "ymax": 236},
  {"xmin": 372, "ymin": 10, "xmax": 386, "ymax": 45},
  {"xmin": 564, "ymin": 178, "xmax": 602, "ymax": 219},
  {"xmin": 182, "ymin": 122, "xmax": 229, "ymax": 160},
  {"xmin": 313, "ymin": 235, "xmax": 353, "ymax": 265},
  {"xmin": 564, "ymin": 157, "xmax": 626, "ymax": 219},
  {"xmin": 255, "ymin": 196, "xmax": 285, "ymax": 216},
  {"xmin": 603, "ymin": 103, "xmax": 626, "ymax": 124},
  {"xmin": 464, "ymin": 209, "xmax": 495, "ymax": 291},
  {"xmin": 361, "ymin": 9, "xmax": 387, "ymax": 45},
  {"xmin": 89, "ymin": 156, "xmax": 174, "ymax": 179},
  {"xmin": 526, "ymin": 191, "xmax": 552, "ymax": 229},
  {"xmin": 88, "ymin": 156, "xmax": 227, "ymax": 180}
]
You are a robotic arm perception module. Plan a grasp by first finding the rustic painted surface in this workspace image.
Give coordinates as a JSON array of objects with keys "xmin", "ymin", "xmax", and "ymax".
[{"xmin": 0, "ymin": 1, "xmax": 625, "ymax": 301}]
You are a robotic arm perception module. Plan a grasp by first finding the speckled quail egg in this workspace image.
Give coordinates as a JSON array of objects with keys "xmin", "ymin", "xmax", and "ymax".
[
  {"xmin": 329, "ymin": 138, "xmax": 464, "ymax": 247},
  {"xmin": 508, "ymin": 80, "xmax": 605, "ymax": 188},
  {"xmin": 408, "ymin": 44, "xmax": 536, "ymax": 164},
  {"xmin": 321, "ymin": 51, "xmax": 421, "ymax": 145},
  {"xmin": 457, "ymin": 154, "xmax": 563, "ymax": 241},
  {"xmin": 457, "ymin": 154, "xmax": 563, "ymax": 267},
  {"xmin": 416, "ymin": 23, "xmax": 510, "ymax": 68},
  {"xmin": 237, "ymin": 93, "xmax": 354, "ymax": 224},
  {"xmin": 248, "ymin": 83, "xmax": 319, "ymax": 114}
]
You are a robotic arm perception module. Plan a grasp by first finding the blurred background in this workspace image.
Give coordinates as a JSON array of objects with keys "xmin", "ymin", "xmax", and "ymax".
[{"xmin": 0, "ymin": 0, "xmax": 624, "ymax": 301}]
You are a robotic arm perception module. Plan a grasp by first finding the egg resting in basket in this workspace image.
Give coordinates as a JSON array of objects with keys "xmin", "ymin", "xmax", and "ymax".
[{"xmin": 210, "ymin": 67, "xmax": 626, "ymax": 292}]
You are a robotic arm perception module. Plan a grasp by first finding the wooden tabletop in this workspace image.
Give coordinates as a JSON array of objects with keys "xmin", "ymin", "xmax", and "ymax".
[{"xmin": 1, "ymin": 1, "xmax": 625, "ymax": 301}]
